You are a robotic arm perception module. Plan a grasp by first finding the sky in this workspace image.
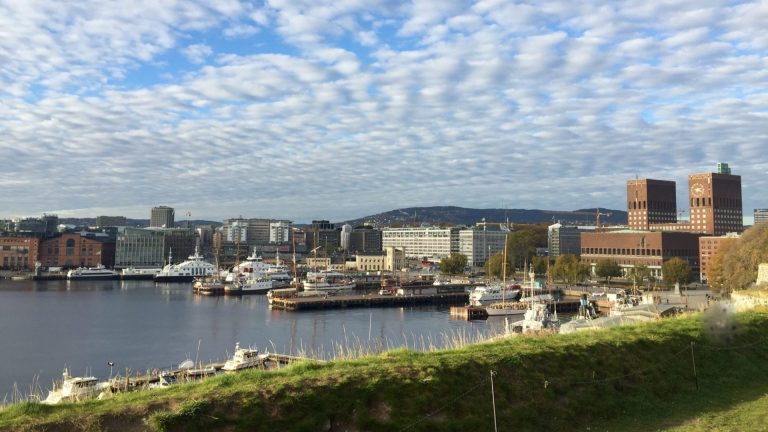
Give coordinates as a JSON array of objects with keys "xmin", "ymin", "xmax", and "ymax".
[{"xmin": 1, "ymin": 0, "xmax": 766, "ymax": 224}]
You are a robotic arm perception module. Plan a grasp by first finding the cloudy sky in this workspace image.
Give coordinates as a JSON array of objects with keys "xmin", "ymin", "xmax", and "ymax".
[{"xmin": 1, "ymin": 1, "xmax": 766, "ymax": 223}]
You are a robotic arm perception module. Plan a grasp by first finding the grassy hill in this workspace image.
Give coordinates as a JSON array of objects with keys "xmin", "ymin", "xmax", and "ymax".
[{"xmin": 2, "ymin": 309, "xmax": 767, "ymax": 431}]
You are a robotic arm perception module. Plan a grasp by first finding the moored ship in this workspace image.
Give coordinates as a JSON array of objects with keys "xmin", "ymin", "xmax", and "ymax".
[
  {"xmin": 154, "ymin": 247, "xmax": 216, "ymax": 282},
  {"xmin": 67, "ymin": 265, "xmax": 120, "ymax": 280}
]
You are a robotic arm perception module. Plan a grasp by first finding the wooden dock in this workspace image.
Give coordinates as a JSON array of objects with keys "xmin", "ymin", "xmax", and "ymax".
[{"xmin": 269, "ymin": 292, "xmax": 469, "ymax": 311}]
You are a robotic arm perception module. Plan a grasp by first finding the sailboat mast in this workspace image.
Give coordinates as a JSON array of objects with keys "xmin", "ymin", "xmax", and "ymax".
[{"xmin": 501, "ymin": 233, "xmax": 508, "ymax": 304}]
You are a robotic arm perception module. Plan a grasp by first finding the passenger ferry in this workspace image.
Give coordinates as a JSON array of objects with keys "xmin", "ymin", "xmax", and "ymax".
[
  {"xmin": 154, "ymin": 247, "xmax": 216, "ymax": 282},
  {"xmin": 67, "ymin": 264, "xmax": 120, "ymax": 280}
]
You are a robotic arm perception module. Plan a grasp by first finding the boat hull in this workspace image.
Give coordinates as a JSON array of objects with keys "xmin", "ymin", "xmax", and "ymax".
[{"xmin": 154, "ymin": 275, "xmax": 195, "ymax": 282}]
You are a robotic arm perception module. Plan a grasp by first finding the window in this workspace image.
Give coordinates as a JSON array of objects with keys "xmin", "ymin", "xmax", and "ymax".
[{"xmin": 66, "ymin": 239, "xmax": 75, "ymax": 256}]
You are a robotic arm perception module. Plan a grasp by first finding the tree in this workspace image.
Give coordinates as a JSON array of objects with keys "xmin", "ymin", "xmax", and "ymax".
[
  {"xmin": 595, "ymin": 259, "xmax": 622, "ymax": 287},
  {"xmin": 484, "ymin": 252, "xmax": 510, "ymax": 280},
  {"xmin": 662, "ymin": 257, "xmax": 692, "ymax": 287},
  {"xmin": 627, "ymin": 264, "xmax": 651, "ymax": 292},
  {"xmin": 709, "ymin": 225, "xmax": 768, "ymax": 293},
  {"xmin": 705, "ymin": 238, "xmax": 737, "ymax": 294},
  {"xmin": 439, "ymin": 254, "xmax": 467, "ymax": 275},
  {"xmin": 532, "ymin": 255, "xmax": 549, "ymax": 276},
  {"xmin": 552, "ymin": 254, "xmax": 590, "ymax": 285},
  {"xmin": 506, "ymin": 229, "xmax": 537, "ymax": 271}
]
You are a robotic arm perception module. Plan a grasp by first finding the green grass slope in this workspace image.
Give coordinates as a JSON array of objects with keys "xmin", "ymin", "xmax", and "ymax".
[{"xmin": 2, "ymin": 309, "xmax": 768, "ymax": 432}]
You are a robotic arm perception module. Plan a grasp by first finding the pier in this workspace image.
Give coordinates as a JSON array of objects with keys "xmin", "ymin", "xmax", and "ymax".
[{"xmin": 269, "ymin": 291, "xmax": 469, "ymax": 311}]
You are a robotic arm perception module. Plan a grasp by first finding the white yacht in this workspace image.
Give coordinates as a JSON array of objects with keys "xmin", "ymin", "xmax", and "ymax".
[
  {"xmin": 42, "ymin": 369, "xmax": 110, "ymax": 404},
  {"xmin": 302, "ymin": 270, "xmax": 356, "ymax": 292},
  {"xmin": 154, "ymin": 247, "xmax": 216, "ymax": 282},
  {"xmin": 67, "ymin": 265, "xmax": 120, "ymax": 280},
  {"xmin": 222, "ymin": 342, "xmax": 269, "ymax": 371},
  {"xmin": 469, "ymin": 283, "xmax": 521, "ymax": 306}
]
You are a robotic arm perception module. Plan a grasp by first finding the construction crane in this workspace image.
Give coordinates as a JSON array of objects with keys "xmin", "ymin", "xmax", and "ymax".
[{"xmin": 595, "ymin": 208, "xmax": 612, "ymax": 231}]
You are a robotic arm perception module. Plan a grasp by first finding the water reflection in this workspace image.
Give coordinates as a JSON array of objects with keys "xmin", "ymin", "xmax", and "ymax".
[{"xmin": 0, "ymin": 279, "xmax": 495, "ymax": 396}]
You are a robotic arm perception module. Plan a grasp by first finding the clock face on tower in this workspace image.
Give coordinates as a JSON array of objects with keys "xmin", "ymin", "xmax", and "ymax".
[{"xmin": 691, "ymin": 183, "xmax": 705, "ymax": 197}]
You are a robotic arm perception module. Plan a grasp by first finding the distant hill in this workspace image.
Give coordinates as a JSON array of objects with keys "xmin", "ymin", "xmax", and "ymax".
[
  {"xmin": 57, "ymin": 218, "xmax": 222, "ymax": 228},
  {"xmin": 340, "ymin": 206, "xmax": 627, "ymax": 227}
]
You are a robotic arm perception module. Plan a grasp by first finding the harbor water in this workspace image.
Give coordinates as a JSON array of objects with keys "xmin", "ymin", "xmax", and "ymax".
[{"xmin": 0, "ymin": 279, "xmax": 503, "ymax": 398}]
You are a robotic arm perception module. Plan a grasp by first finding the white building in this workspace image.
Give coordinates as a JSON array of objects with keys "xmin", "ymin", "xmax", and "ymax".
[
  {"xmin": 227, "ymin": 220, "xmax": 248, "ymax": 243},
  {"xmin": 340, "ymin": 224, "xmax": 353, "ymax": 251},
  {"xmin": 382, "ymin": 227, "xmax": 461, "ymax": 259},
  {"xmin": 458, "ymin": 223, "xmax": 510, "ymax": 267},
  {"xmin": 269, "ymin": 221, "xmax": 291, "ymax": 244}
]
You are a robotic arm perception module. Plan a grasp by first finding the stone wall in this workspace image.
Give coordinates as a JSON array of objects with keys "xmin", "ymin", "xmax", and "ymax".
[{"xmin": 757, "ymin": 263, "xmax": 768, "ymax": 285}]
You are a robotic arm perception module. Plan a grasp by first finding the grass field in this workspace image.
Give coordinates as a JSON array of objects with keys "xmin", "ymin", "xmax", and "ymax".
[{"xmin": 2, "ymin": 307, "xmax": 767, "ymax": 431}]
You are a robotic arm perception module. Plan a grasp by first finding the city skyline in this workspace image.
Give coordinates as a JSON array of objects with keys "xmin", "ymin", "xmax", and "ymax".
[{"xmin": 1, "ymin": 1, "xmax": 766, "ymax": 223}]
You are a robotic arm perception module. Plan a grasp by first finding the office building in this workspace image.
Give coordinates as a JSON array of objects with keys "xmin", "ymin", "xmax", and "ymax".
[
  {"xmin": 754, "ymin": 209, "xmax": 768, "ymax": 225},
  {"xmin": 115, "ymin": 227, "xmax": 166, "ymax": 268},
  {"xmin": 382, "ymin": 226, "xmax": 461, "ymax": 259},
  {"xmin": 221, "ymin": 218, "xmax": 292, "ymax": 246},
  {"xmin": 458, "ymin": 222, "xmax": 509, "ymax": 267},
  {"xmin": 340, "ymin": 224, "xmax": 353, "ymax": 251},
  {"xmin": 270, "ymin": 221, "xmax": 292, "ymax": 244},
  {"xmin": 580, "ymin": 230, "xmax": 701, "ymax": 281},
  {"xmin": 349, "ymin": 226, "xmax": 383, "ymax": 254},
  {"xmin": 150, "ymin": 206, "xmax": 175, "ymax": 228},
  {"xmin": 548, "ymin": 223, "xmax": 591, "ymax": 258},
  {"xmin": 308, "ymin": 220, "xmax": 340, "ymax": 253}
]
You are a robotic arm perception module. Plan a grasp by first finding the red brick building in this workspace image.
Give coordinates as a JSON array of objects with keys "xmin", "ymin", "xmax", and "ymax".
[
  {"xmin": 581, "ymin": 230, "xmax": 701, "ymax": 281},
  {"xmin": 627, "ymin": 179, "xmax": 677, "ymax": 230},
  {"xmin": 698, "ymin": 233, "xmax": 740, "ymax": 282},
  {"xmin": 39, "ymin": 233, "xmax": 115, "ymax": 269},
  {"xmin": 0, "ymin": 236, "xmax": 40, "ymax": 270}
]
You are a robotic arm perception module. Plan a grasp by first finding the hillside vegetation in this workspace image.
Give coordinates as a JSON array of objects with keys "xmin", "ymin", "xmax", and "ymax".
[
  {"xmin": 2, "ymin": 309, "xmax": 768, "ymax": 431},
  {"xmin": 707, "ymin": 224, "xmax": 768, "ymax": 292}
]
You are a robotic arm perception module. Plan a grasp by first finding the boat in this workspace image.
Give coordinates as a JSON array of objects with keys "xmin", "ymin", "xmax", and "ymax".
[
  {"xmin": 182, "ymin": 365, "xmax": 216, "ymax": 380},
  {"xmin": 42, "ymin": 369, "xmax": 110, "ymax": 404},
  {"xmin": 506, "ymin": 265, "xmax": 560, "ymax": 333},
  {"xmin": 193, "ymin": 277, "xmax": 225, "ymax": 295},
  {"xmin": 226, "ymin": 274, "xmax": 273, "ymax": 295},
  {"xmin": 470, "ymin": 283, "xmax": 522, "ymax": 306},
  {"xmin": 66, "ymin": 264, "xmax": 120, "ymax": 280},
  {"xmin": 485, "ymin": 299, "xmax": 528, "ymax": 316},
  {"xmin": 154, "ymin": 247, "xmax": 217, "ymax": 282},
  {"xmin": 120, "ymin": 267, "xmax": 162, "ymax": 279},
  {"xmin": 484, "ymin": 233, "xmax": 528, "ymax": 316},
  {"xmin": 221, "ymin": 342, "xmax": 269, "ymax": 371},
  {"xmin": 224, "ymin": 249, "xmax": 292, "ymax": 287},
  {"xmin": 302, "ymin": 270, "xmax": 356, "ymax": 292},
  {"xmin": 148, "ymin": 372, "xmax": 178, "ymax": 389}
]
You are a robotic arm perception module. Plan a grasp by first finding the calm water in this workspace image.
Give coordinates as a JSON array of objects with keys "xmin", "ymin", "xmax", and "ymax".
[{"xmin": 0, "ymin": 279, "xmax": 502, "ymax": 397}]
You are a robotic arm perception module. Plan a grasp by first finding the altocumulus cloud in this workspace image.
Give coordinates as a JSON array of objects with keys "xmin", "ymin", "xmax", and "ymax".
[{"xmin": 0, "ymin": 0, "xmax": 766, "ymax": 222}]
